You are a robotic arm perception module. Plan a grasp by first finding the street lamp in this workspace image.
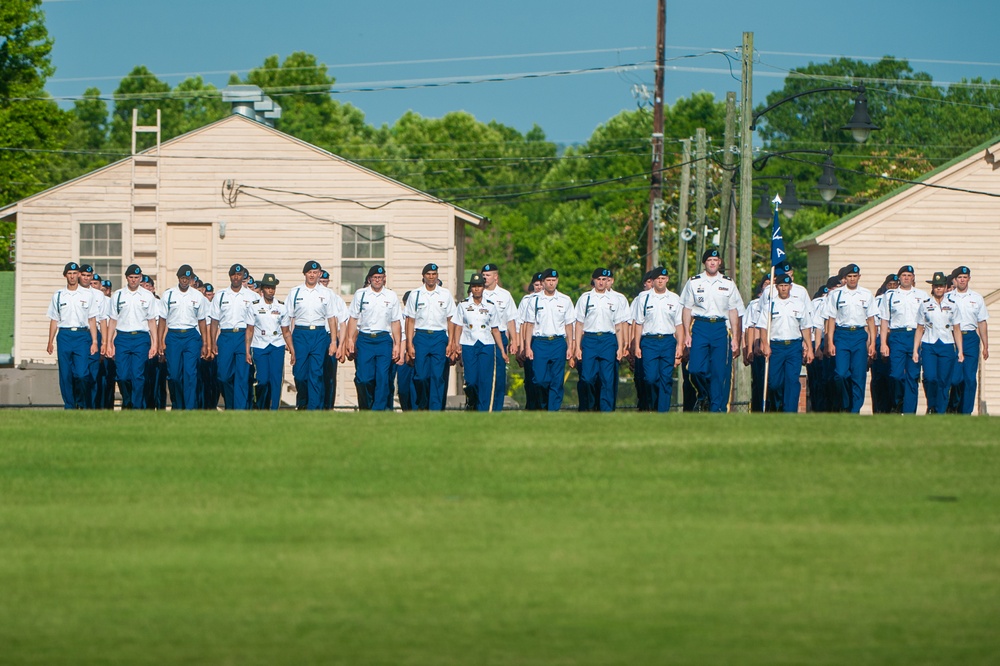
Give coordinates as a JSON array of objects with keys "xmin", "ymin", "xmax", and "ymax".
[
  {"xmin": 751, "ymin": 84, "xmax": 880, "ymax": 144},
  {"xmin": 781, "ymin": 179, "xmax": 802, "ymax": 217},
  {"xmin": 752, "ymin": 175, "xmax": 801, "ymax": 222},
  {"xmin": 754, "ymin": 149, "xmax": 844, "ymax": 206},
  {"xmin": 816, "ymin": 155, "xmax": 841, "ymax": 202}
]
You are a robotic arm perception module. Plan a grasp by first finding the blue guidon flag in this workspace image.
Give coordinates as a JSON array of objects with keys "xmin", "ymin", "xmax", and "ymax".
[{"xmin": 770, "ymin": 194, "xmax": 787, "ymax": 267}]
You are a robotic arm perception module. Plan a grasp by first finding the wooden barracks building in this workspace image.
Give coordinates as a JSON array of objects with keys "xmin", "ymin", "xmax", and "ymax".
[
  {"xmin": 796, "ymin": 138, "xmax": 1000, "ymax": 414},
  {"xmin": 0, "ymin": 86, "xmax": 487, "ymax": 406}
]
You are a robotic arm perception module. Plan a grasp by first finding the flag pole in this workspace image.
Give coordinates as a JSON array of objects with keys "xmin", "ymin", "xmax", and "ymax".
[{"xmin": 762, "ymin": 194, "xmax": 782, "ymax": 414}]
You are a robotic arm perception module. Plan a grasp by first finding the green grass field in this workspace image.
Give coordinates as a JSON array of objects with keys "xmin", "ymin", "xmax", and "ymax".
[{"xmin": 2, "ymin": 412, "xmax": 999, "ymax": 665}]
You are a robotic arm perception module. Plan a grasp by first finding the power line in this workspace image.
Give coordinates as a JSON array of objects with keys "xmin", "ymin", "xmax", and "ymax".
[{"xmin": 46, "ymin": 47, "xmax": 653, "ymax": 84}]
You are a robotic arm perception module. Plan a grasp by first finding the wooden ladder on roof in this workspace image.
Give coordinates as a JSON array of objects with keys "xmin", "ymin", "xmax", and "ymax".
[{"xmin": 130, "ymin": 108, "xmax": 161, "ymax": 276}]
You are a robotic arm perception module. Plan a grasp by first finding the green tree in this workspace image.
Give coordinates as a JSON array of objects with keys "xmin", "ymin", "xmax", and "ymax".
[
  {"xmin": 108, "ymin": 65, "xmax": 175, "ymax": 151},
  {"xmin": 235, "ymin": 52, "xmax": 378, "ymax": 154},
  {"xmin": 172, "ymin": 76, "xmax": 228, "ymax": 136},
  {"xmin": 0, "ymin": 0, "xmax": 68, "ymax": 269},
  {"xmin": 56, "ymin": 87, "xmax": 115, "ymax": 180}
]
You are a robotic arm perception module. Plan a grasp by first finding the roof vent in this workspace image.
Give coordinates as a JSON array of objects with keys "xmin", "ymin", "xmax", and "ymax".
[{"xmin": 221, "ymin": 85, "xmax": 282, "ymax": 127}]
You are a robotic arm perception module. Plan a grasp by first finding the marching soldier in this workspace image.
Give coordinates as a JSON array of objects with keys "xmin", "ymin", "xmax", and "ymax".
[
  {"xmin": 318, "ymin": 270, "xmax": 337, "ymax": 409},
  {"xmin": 679, "ymin": 248, "xmax": 744, "ymax": 412},
  {"xmin": 46, "ymin": 262, "xmax": 99, "ymax": 409},
  {"xmin": 574, "ymin": 268, "xmax": 628, "ymax": 412},
  {"xmin": 448, "ymin": 273, "xmax": 508, "ymax": 411},
  {"xmin": 140, "ymin": 275, "xmax": 168, "ymax": 409},
  {"xmin": 106, "ymin": 264, "xmax": 159, "ymax": 409},
  {"xmin": 199, "ymin": 283, "xmax": 220, "ymax": 409},
  {"xmin": 806, "ymin": 285, "xmax": 831, "ymax": 412},
  {"xmin": 824, "ymin": 263, "xmax": 877, "ymax": 413},
  {"xmin": 516, "ymin": 273, "xmax": 544, "ymax": 410},
  {"xmin": 630, "ymin": 271, "xmax": 655, "ymax": 411},
  {"xmin": 160, "ymin": 265, "xmax": 210, "ymax": 410},
  {"xmin": 522, "ymin": 268, "xmax": 575, "ymax": 411},
  {"xmin": 210, "ymin": 263, "xmax": 255, "ymax": 410},
  {"xmin": 247, "ymin": 273, "xmax": 295, "ymax": 410},
  {"xmin": 879, "ymin": 265, "xmax": 927, "ymax": 414},
  {"xmin": 403, "ymin": 263, "xmax": 456, "ymax": 411},
  {"xmin": 286, "ymin": 261, "xmax": 346, "ymax": 411},
  {"xmin": 947, "ymin": 266, "xmax": 989, "ymax": 414},
  {"xmin": 344, "ymin": 265, "xmax": 403, "ymax": 410},
  {"xmin": 757, "ymin": 273, "xmax": 814, "ymax": 412},
  {"xmin": 481, "ymin": 263, "xmax": 519, "ymax": 411},
  {"xmin": 79, "ymin": 264, "xmax": 108, "ymax": 409},
  {"xmin": 913, "ymin": 272, "xmax": 964, "ymax": 414},
  {"xmin": 631, "ymin": 266, "xmax": 685, "ymax": 412}
]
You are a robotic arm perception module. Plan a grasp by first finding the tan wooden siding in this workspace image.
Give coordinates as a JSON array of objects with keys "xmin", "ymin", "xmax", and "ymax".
[
  {"xmin": 13, "ymin": 115, "xmax": 476, "ymax": 390},
  {"xmin": 804, "ymin": 141, "xmax": 1000, "ymax": 414}
]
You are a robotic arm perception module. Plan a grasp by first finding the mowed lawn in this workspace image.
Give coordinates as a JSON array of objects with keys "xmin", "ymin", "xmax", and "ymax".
[{"xmin": 1, "ymin": 412, "xmax": 998, "ymax": 666}]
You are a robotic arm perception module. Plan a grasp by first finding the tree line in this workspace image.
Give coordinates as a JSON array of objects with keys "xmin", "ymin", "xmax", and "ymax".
[{"xmin": 4, "ymin": 0, "xmax": 1000, "ymax": 291}]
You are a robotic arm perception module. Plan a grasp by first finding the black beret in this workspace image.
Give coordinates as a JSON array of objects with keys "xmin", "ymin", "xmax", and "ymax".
[
  {"xmin": 541, "ymin": 268, "xmax": 558, "ymax": 279},
  {"xmin": 702, "ymin": 248, "xmax": 721, "ymax": 263},
  {"xmin": 125, "ymin": 264, "xmax": 142, "ymax": 276},
  {"xmin": 63, "ymin": 262, "xmax": 80, "ymax": 275},
  {"xmin": 204, "ymin": 283, "xmax": 215, "ymax": 293},
  {"xmin": 422, "ymin": 263, "xmax": 439, "ymax": 274},
  {"xmin": 953, "ymin": 266, "xmax": 971, "ymax": 277},
  {"xmin": 776, "ymin": 273, "xmax": 793, "ymax": 285},
  {"xmin": 592, "ymin": 267, "xmax": 613, "ymax": 279},
  {"xmin": 366, "ymin": 265, "xmax": 386, "ymax": 279},
  {"xmin": 897, "ymin": 265, "xmax": 915, "ymax": 275},
  {"xmin": 229, "ymin": 263, "xmax": 245, "ymax": 276},
  {"xmin": 176, "ymin": 264, "xmax": 194, "ymax": 278},
  {"xmin": 321, "ymin": 270, "xmax": 330, "ymax": 280},
  {"xmin": 481, "ymin": 263, "xmax": 499, "ymax": 272},
  {"xmin": 79, "ymin": 263, "xmax": 94, "ymax": 273},
  {"xmin": 302, "ymin": 260, "xmax": 321, "ymax": 274}
]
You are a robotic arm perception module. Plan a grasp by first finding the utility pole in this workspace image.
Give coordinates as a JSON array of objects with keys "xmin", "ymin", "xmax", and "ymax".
[
  {"xmin": 694, "ymin": 127, "xmax": 707, "ymax": 260},
  {"xmin": 718, "ymin": 92, "xmax": 737, "ymax": 274},
  {"xmin": 733, "ymin": 31, "xmax": 754, "ymax": 411},
  {"xmin": 646, "ymin": 0, "xmax": 666, "ymax": 271},
  {"xmin": 676, "ymin": 138, "xmax": 691, "ymax": 282}
]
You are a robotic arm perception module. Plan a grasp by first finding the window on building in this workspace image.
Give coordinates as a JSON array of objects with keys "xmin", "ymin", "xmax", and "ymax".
[
  {"xmin": 80, "ymin": 222, "xmax": 123, "ymax": 290},
  {"xmin": 340, "ymin": 224, "xmax": 385, "ymax": 295}
]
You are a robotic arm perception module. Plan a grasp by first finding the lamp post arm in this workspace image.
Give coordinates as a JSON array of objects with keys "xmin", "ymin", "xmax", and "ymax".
[
  {"xmin": 750, "ymin": 86, "xmax": 862, "ymax": 131},
  {"xmin": 753, "ymin": 149, "xmax": 833, "ymax": 172}
]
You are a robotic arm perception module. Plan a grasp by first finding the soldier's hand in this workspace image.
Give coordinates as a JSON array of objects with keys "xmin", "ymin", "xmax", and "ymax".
[{"xmin": 47, "ymin": 342, "xmax": 54, "ymax": 355}]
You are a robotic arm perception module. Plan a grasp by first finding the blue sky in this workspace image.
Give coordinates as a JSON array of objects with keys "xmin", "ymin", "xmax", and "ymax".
[{"xmin": 41, "ymin": 0, "xmax": 1000, "ymax": 144}]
